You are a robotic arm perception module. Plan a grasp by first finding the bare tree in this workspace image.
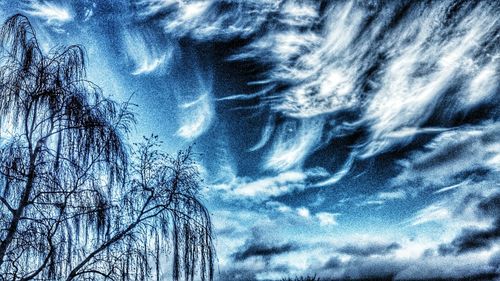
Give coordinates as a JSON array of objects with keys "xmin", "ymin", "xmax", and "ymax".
[{"xmin": 0, "ymin": 14, "xmax": 214, "ymax": 281}]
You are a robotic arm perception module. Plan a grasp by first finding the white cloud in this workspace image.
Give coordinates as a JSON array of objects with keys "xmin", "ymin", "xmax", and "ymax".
[
  {"xmin": 314, "ymin": 153, "xmax": 355, "ymax": 187},
  {"xmin": 123, "ymin": 30, "xmax": 171, "ymax": 76},
  {"xmin": 265, "ymin": 118, "xmax": 324, "ymax": 171},
  {"xmin": 465, "ymin": 62, "xmax": 499, "ymax": 107},
  {"xmin": 135, "ymin": 0, "xmax": 500, "ymax": 182},
  {"xmin": 234, "ymin": 171, "xmax": 307, "ymax": 198},
  {"xmin": 358, "ymin": 189, "xmax": 407, "ymax": 207},
  {"xmin": 24, "ymin": 1, "xmax": 73, "ymax": 26},
  {"xmin": 409, "ymin": 203, "xmax": 451, "ymax": 226},
  {"xmin": 136, "ymin": 0, "xmax": 280, "ymax": 41},
  {"xmin": 394, "ymin": 251, "xmax": 498, "ymax": 280},
  {"xmin": 297, "ymin": 207, "xmax": 310, "ymax": 218},
  {"xmin": 177, "ymin": 93, "xmax": 214, "ymax": 140},
  {"xmin": 434, "ymin": 180, "xmax": 470, "ymax": 194},
  {"xmin": 315, "ymin": 212, "xmax": 338, "ymax": 226},
  {"xmin": 376, "ymin": 189, "xmax": 407, "ymax": 200}
]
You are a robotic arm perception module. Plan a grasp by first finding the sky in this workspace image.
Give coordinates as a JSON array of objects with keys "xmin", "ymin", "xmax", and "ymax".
[{"xmin": 0, "ymin": 0, "xmax": 499, "ymax": 280}]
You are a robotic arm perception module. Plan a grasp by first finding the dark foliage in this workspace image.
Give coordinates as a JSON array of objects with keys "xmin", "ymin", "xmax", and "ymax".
[{"xmin": 281, "ymin": 275, "xmax": 321, "ymax": 281}]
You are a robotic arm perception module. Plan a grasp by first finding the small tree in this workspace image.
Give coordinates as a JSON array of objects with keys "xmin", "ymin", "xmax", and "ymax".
[{"xmin": 0, "ymin": 14, "xmax": 214, "ymax": 281}]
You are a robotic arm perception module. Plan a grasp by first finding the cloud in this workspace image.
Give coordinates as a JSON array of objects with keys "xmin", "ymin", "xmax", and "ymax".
[
  {"xmin": 267, "ymin": 202, "xmax": 339, "ymax": 227},
  {"xmin": 393, "ymin": 124, "xmax": 500, "ymax": 190},
  {"xmin": 213, "ymin": 205, "xmax": 499, "ymax": 281},
  {"xmin": 177, "ymin": 91, "xmax": 214, "ymax": 140},
  {"xmin": 438, "ymin": 194, "xmax": 500, "ymax": 255},
  {"xmin": 134, "ymin": 0, "xmax": 500, "ymax": 186},
  {"xmin": 232, "ymin": 241, "xmax": 299, "ymax": 262},
  {"xmin": 359, "ymin": 188, "xmax": 408, "ymax": 207},
  {"xmin": 122, "ymin": 30, "xmax": 172, "ymax": 76},
  {"xmin": 296, "ymin": 207, "xmax": 310, "ymax": 218},
  {"xmin": 321, "ymin": 256, "xmax": 342, "ymax": 270},
  {"xmin": 338, "ymin": 242, "xmax": 401, "ymax": 257},
  {"xmin": 438, "ymin": 219, "xmax": 500, "ymax": 255},
  {"xmin": 489, "ymin": 251, "xmax": 500, "ymax": 268},
  {"xmin": 315, "ymin": 212, "xmax": 338, "ymax": 226},
  {"xmin": 265, "ymin": 118, "xmax": 324, "ymax": 171},
  {"xmin": 394, "ymin": 253, "xmax": 498, "ymax": 280},
  {"xmin": 232, "ymin": 171, "xmax": 307, "ymax": 199},
  {"xmin": 477, "ymin": 193, "xmax": 500, "ymax": 218},
  {"xmin": 231, "ymin": 229, "xmax": 300, "ymax": 263},
  {"xmin": 340, "ymin": 257, "xmax": 406, "ymax": 280},
  {"xmin": 406, "ymin": 180, "xmax": 498, "ymax": 229},
  {"xmin": 409, "ymin": 203, "xmax": 452, "ymax": 226},
  {"xmin": 134, "ymin": 0, "xmax": 280, "ymax": 41},
  {"xmin": 314, "ymin": 249, "xmax": 499, "ymax": 280},
  {"xmin": 376, "ymin": 189, "xmax": 407, "ymax": 200},
  {"xmin": 218, "ymin": 268, "xmax": 258, "ymax": 281},
  {"xmin": 24, "ymin": 1, "xmax": 73, "ymax": 27},
  {"xmin": 466, "ymin": 62, "xmax": 499, "ymax": 108}
]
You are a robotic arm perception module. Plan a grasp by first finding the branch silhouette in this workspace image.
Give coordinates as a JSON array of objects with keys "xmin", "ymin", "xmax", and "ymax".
[{"xmin": 0, "ymin": 14, "xmax": 214, "ymax": 281}]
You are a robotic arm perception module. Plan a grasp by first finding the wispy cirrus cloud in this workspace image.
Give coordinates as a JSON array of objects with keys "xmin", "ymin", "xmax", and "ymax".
[
  {"xmin": 23, "ymin": 1, "xmax": 73, "ymax": 27},
  {"xmin": 213, "ymin": 166, "xmax": 337, "ymax": 201},
  {"xmin": 177, "ymin": 92, "xmax": 214, "ymax": 140},
  {"xmin": 135, "ymin": 0, "xmax": 500, "ymax": 180},
  {"xmin": 359, "ymin": 189, "xmax": 408, "ymax": 207},
  {"xmin": 134, "ymin": 0, "xmax": 280, "ymax": 41},
  {"xmin": 123, "ymin": 30, "xmax": 172, "ymax": 76}
]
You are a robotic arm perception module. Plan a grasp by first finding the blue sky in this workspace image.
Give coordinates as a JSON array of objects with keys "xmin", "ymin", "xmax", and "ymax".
[{"xmin": 1, "ymin": 0, "xmax": 499, "ymax": 280}]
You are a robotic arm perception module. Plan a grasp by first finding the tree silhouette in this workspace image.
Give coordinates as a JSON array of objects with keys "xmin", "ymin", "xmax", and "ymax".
[{"xmin": 0, "ymin": 14, "xmax": 214, "ymax": 281}]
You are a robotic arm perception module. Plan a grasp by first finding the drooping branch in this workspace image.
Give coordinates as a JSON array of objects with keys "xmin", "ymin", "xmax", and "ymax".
[
  {"xmin": 0, "ymin": 14, "xmax": 214, "ymax": 281},
  {"xmin": 0, "ymin": 13, "xmax": 132, "ymax": 271}
]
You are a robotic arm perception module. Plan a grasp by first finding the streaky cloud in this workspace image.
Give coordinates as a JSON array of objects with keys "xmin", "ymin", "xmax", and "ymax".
[
  {"xmin": 314, "ymin": 152, "xmax": 355, "ymax": 187},
  {"xmin": 232, "ymin": 171, "xmax": 306, "ymax": 198},
  {"xmin": 248, "ymin": 116, "xmax": 275, "ymax": 152},
  {"xmin": 138, "ymin": 0, "xmax": 499, "ymax": 175},
  {"xmin": 177, "ymin": 92, "xmax": 214, "ymax": 140},
  {"xmin": 134, "ymin": 0, "xmax": 280, "ymax": 41},
  {"xmin": 265, "ymin": 118, "xmax": 323, "ymax": 171},
  {"xmin": 23, "ymin": 1, "xmax": 73, "ymax": 26},
  {"xmin": 123, "ymin": 30, "xmax": 172, "ymax": 76}
]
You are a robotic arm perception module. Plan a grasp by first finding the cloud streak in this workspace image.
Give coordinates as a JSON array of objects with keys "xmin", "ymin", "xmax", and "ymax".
[
  {"xmin": 24, "ymin": 1, "xmax": 73, "ymax": 26},
  {"xmin": 136, "ymin": 0, "xmax": 500, "ymax": 178}
]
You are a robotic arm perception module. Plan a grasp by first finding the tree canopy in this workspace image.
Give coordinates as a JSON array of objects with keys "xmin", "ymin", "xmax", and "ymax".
[{"xmin": 0, "ymin": 14, "xmax": 214, "ymax": 281}]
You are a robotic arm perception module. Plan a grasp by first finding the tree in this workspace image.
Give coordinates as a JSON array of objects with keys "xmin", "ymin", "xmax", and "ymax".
[{"xmin": 0, "ymin": 14, "xmax": 214, "ymax": 280}]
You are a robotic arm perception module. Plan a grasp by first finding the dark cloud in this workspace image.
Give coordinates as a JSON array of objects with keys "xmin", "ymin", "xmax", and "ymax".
[
  {"xmin": 232, "ymin": 241, "xmax": 299, "ymax": 261},
  {"xmin": 477, "ymin": 193, "xmax": 500, "ymax": 217},
  {"xmin": 218, "ymin": 268, "xmax": 258, "ymax": 281},
  {"xmin": 439, "ymin": 218, "xmax": 500, "ymax": 255},
  {"xmin": 340, "ymin": 257, "xmax": 405, "ymax": 280},
  {"xmin": 218, "ymin": 263, "xmax": 294, "ymax": 281},
  {"xmin": 322, "ymin": 256, "xmax": 342, "ymax": 270},
  {"xmin": 392, "ymin": 125, "xmax": 500, "ymax": 191},
  {"xmin": 439, "ymin": 193, "xmax": 500, "ymax": 256},
  {"xmin": 337, "ymin": 242, "xmax": 401, "ymax": 257},
  {"xmin": 314, "ymin": 253, "xmax": 499, "ymax": 281}
]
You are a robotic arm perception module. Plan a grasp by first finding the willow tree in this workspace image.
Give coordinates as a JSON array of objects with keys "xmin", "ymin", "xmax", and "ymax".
[{"xmin": 0, "ymin": 14, "xmax": 214, "ymax": 281}]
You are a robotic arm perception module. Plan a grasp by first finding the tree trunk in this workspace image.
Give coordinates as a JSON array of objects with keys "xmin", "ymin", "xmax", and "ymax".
[{"xmin": 0, "ymin": 153, "xmax": 37, "ymax": 267}]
